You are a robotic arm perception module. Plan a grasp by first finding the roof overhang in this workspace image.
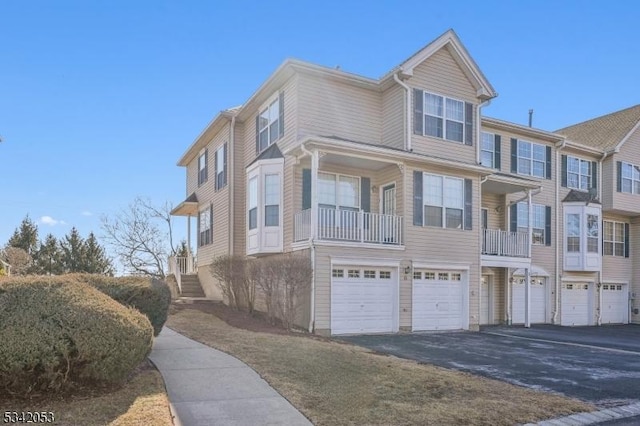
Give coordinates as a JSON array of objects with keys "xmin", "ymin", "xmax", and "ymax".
[
  {"xmin": 562, "ymin": 140, "xmax": 605, "ymax": 156},
  {"xmin": 513, "ymin": 265, "xmax": 549, "ymax": 277},
  {"xmin": 170, "ymin": 193, "xmax": 199, "ymax": 216},
  {"xmin": 482, "ymin": 116, "xmax": 565, "ymax": 143},
  {"xmin": 286, "ymin": 136, "xmax": 494, "ymax": 175},
  {"xmin": 382, "ymin": 29, "xmax": 497, "ymax": 100},
  {"xmin": 482, "ymin": 173, "xmax": 541, "ymax": 194},
  {"xmin": 177, "ymin": 111, "xmax": 234, "ymax": 167}
]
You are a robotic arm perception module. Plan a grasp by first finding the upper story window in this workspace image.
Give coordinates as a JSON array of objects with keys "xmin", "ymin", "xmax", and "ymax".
[
  {"xmin": 511, "ymin": 139, "xmax": 551, "ymax": 179},
  {"xmin": 318, "ymin": 172, "xmax": 360, "ymax": 211},
  {"xmin": 215, "ymin": 143, "xmax": 227, "ymax": 190},
  {"xmin": 198, "ymin": 205, "xmax": 212, "ymax": 247},
  {"xmin": 198, "ymin": 150, "xmax": 208, "ymax": 186},
  {"xmin": 256, "ymin": 92, "xmax": 284, "ymax": 154},
  {"xmin": 603, "ymin": 221, "xmax": 627, "ymax": 257},
  {"xmin": 619, "ymin": 162, "xmax": 640, "ymax": 194},
  {"xmin": 481, "ymin": 132, "xmax": 502, "ymax": 168},
  {"xmin": 517, "ymin": 203, "xmax": 547, "ymax": 245},
  {"xmin": 413, "ymin": 171, "xmax": 472, "ymax": 230},
  {"xmin": 413, "ymin": 89, "xmax": 473, "ymax": 145},
  {"xmin": 562, "ymin": 155, "xmax": 596, "ymax": 191},
  {"xmin": 424, "ymin": 174, "xmax": 464, "ymax": 229}
]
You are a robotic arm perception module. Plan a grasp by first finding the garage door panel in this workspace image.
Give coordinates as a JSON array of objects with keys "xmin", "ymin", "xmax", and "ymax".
[
  {"xmin": 601, "ymin": 284, "xmax": 628, "ymax": 324},
  {"xmin": 512, "ymin": 281, "xmax": 547, "ymax": 324},
  {"xmin": 412, "ymin": 271, "xmax": 465, "ymax": 331},
  {"xmin": 331, "ymin": 267, "xmax": 396, "ymax": 335},
  {"xmin": 561, "ymin": 283, "xmax": 591, "ymax": 326}
]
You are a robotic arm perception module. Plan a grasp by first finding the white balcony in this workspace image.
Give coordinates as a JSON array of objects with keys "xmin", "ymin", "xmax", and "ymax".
[
  {"xmin": 294, "ymin": 207, "xmax": 403, "ymax": 246},
  {"xmin": 481, "ymin": 228, "xmax": 531, "ymax": 268}
]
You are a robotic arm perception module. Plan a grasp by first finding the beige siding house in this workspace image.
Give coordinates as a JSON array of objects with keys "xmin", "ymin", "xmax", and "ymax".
[{"xmin": 170, "ymin": 29, "xmax": 639, "ymax": 335}]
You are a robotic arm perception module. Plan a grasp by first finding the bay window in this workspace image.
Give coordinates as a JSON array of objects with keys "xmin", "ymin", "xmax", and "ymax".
[
  {"xmin": 563, "ymin": 204, "xmax": 602, "ymax": 271},
  {"xmin": 246, "ymin": 158, "xmax": 284, "ymax": 255},
  {"xmin": 566, "ymin": 213, "xmax": 580, "ymax": 252}
]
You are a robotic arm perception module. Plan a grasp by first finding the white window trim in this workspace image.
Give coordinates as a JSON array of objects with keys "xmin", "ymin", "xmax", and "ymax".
[
  {"xmin": 423, "ymin": 91, "xmax": 466, "ymax": 143},
  {"xmin": 517, "ymin": 139, "xmax": 546, "ymax": 178},
  {"xmin": 257, "ymin": 94, "xmax": 281, "ymax": 153},
  {"xmin": 422, "ymin": 172, "xmax": 464, "ymax": 229},
  {"xmin": 603, "ymin": 220, "xmax": 625, "ymax": 257},
  {"xmin": 318, "ymin": 171, "xmax": 361, "ymax": 210},
  {"xmin": 517, "ymin": 202, "xmax": 545, "ymax": 245},
  {"xmin": 480, "ymin": 132, "xmax": 495, "ymax": 168},
  {"xmin": 621, "ymin": 162, "xmax": 640, "ymax": 194},
  {"xmin": 567, "ymin": 155, "xmax": 591, "ymax": 191}
]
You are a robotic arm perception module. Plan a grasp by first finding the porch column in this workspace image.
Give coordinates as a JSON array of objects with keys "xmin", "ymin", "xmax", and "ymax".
[
  {"xmin": 525, "ymin": 189, "xmax": 532, "ymax": 328},
  {"xmin": 311, "ymin": 149, "xmax": 319, "ymax": 240},
  {"xmin": 186, "ymin": 215, "xmax": 192, "ymax": 258}
]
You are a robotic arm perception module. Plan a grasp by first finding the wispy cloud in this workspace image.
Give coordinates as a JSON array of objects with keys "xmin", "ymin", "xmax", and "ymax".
[
  {"xmin": 40, "ymin": 215, "xmax": 66, "ymax": 226},
  {"xmin": 81, "ymin": 210, "xmax": 93, "ymax": 217}
]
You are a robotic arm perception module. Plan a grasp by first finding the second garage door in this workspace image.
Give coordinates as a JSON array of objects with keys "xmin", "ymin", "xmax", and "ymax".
[
  {"xmin": 561, "ymin": 283, "xmax": 592, "ymax": 326},
  {"xmin": 413, "ymin": 270, "xmax": 465, "ymax": 331},
  {"xmin": 512, "ymin": 279, "xmax": 547, "ymax": 324},
  {"xmin": 331, "ymin": 266, "xmax": 397, "ymax": 335},
  {"xmin": 601, "ymin": 284, "xmax": 629, "ymax": 324}
]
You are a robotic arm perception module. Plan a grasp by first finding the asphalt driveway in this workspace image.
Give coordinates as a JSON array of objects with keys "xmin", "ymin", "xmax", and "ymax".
[{"xmin": 340, "ymin": 324, "xmax": 640, "ymax": 407}]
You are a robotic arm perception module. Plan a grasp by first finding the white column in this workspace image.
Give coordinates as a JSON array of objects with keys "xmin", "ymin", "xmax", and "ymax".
[
  {"xmin": 187, "ymin": 215, "xmax": 192, "ymax": 258},
  {"xmin": 311, "ymin": 150, "xmax": 319, "ymax": 241}
]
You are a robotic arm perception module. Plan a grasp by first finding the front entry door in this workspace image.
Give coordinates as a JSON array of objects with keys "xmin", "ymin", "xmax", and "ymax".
[{"xmin": 381, "ymin": 184, "xmax": 397, "ymax": 243}]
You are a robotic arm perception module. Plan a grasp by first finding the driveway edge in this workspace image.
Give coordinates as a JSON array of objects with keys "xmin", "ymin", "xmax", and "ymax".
[{"xmin": 526, "ymin": 402, "xmax": 640, "ymax": 425}]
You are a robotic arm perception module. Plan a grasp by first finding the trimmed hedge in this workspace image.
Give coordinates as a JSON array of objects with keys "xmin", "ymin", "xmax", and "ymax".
[
  {"xmin": 0, "ymin": 276, "xmax": 153, "ymax": 397},
  {"xmin": 73, "ymin": 274, "xmax": 171, "ymax": 336}
]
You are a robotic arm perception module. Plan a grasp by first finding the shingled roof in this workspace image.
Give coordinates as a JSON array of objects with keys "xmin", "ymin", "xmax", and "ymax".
[{"xmin": 555, "ymin": 104, "xmax": 640, "ymax": 151}]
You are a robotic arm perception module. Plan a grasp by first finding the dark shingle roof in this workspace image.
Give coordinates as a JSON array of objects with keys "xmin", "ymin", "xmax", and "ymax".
[
  {"xmin": 555, "ymin": 105, "xmax": 640, "ymax": 151},
  {"xmin": 562, "ymin": 189, "xmax": 600, "ymax": 204}
]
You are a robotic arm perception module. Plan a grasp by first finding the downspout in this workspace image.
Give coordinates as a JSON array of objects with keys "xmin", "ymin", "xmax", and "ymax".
[
  {"xmin": 476, "ymin": 99, "xmax": 492, "ymax": 165},
  {"xmin": 596, "ymin": 149, "xmax": 608, "ymax": 326},
  {"xmin": 553, "ymin": 139, "xmax": 566, "ymax": 324},
  {"xmin": 300, "ymin": 144, "xmax": 316, "ymax": 333},
  {"xmin": 228, "ymin": 115, "xmax": 236, "ymax": 254},
  {"xmin": 393, "ymin": 72, "xmax": 412, "ymax": 151}
]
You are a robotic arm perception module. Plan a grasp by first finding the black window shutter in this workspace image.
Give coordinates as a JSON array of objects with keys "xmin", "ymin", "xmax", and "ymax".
[
  {"xmin": 464, "ymin": 179, "xmax": 472, "ymax": 230},
  {"xmin": 214, "ymin": 148, "xmax": 218, "ymax": 190},
  {"xmin": 624, "ymin": 223, "xmax": 630, "ymax": 258},
  {"xmin": 591, "ymin": 161, "xmax": 597, "ymax": 190},
  {"xmin": 511, "ymin": 138, "xmax": 518, "ymax": 173},
  {"xmin": 561, "ymin": 155, "xmax": 567, "ymax": 187},
  {"xmin": 510, "ymin": 203, "xmax": 518, "ymax": 233},
  {"xmin": 413, "ymin": 89, "xmax": 423, "ymax": 135},
  {"xmin": 204, "ymin": 149, "xmax": 208, "ymax": 182},
  {"xmin": 278, "ymin": 91, "xmax": 285, "ymax": 138},
  {"xmin": 617, "ymin": 161, "xmax": 622, "ymax": 192},
  {"xmin": 545, "ymin": 146, "xmax": 552, "ymax": 179},
  {"xmin": 545, "ymin": 205, "xmax": 552, "ymax": 246},
  {"xmin": 361, "ymin": 177, "xmax": 371, "ymax": 212},
  {"xmin": 255, "ymin": 115, "xmax": 260, "ymax": 154},
  {"xmin": 223, "ymin": 143, "xmax": 228, "ymax": 187},
  {"xmin": 302, "ymin": 169, "xmax": 311, "ymax": 210},
  {"xmin": 494, "ymin": 134, "xmax": 501, "ymax": 170},
  {"xmin": 464, "ymin": 103, "xmax": 473, "ymax": 146},
  {"xmin": 413, "ymin": 171, "xmax": 423, "ymax": 226}
]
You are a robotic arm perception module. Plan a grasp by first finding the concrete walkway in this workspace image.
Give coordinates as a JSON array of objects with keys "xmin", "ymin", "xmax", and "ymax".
[{"xmin": 149, "ymin": 327, "xmax": 312, "ymax": 426}]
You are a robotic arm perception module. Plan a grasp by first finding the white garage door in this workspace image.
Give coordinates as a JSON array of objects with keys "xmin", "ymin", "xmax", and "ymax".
[
  {"xmin": 561, "ymin": 283, "xmax": 591, "ymax": 326},
  {"xmin": 512, "ymin": 279, "xmax": 547, "ymax": 324},
  {"xmin": 601, "ymin": 284, "xmax": 629, "ymax": 324},
  {"xmin": 331, "ymin": 266, "xmax": 396, "ymax": 335},
  {"xmin": 413, "ymin": 270, "xmax": 465, "ymax": 331}
]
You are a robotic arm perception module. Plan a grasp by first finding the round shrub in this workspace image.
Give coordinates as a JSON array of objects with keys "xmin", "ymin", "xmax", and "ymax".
[
  {"xmin": 0, "ymin": 275, "xmax": 153, "ymax": 397},
  {"xmin": 73, "ymin": 274, "xmax": 171, "ymax": 336}
]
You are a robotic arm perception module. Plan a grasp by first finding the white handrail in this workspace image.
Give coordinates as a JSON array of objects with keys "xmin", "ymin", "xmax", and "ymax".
[{"xmin": 482, "ymin": 228, "xmax": 529, "ymax": 257}]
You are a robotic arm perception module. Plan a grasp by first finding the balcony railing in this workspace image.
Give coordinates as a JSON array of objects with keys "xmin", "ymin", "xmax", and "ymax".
[
  {"xmin": 294, "ymin": 207, "xmax": 403, "ymax": 245},
  {"xmin": 168, "ymin": 255, "xmax": 197, "ymax": 275},
  {"xmin": 482, "ymin": 228, "xmax": 529, "ymax": 258}
]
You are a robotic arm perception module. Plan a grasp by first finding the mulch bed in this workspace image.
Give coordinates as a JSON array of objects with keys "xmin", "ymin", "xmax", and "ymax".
[{"xmin": 171, "ymin": 301, "xmax": 298, "ymax": 336}]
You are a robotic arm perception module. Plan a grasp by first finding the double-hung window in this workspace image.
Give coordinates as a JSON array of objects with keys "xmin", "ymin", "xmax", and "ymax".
[
  {"xmin": 264, "ymin": 174, "xmax": 280, "ymax": 226},
  {"xmin": 256, "ymin": 92, "xmax": 284, "ymax": 153},
  {"xmin": 517, "ymin": 140, "xmax": 546, "ymax": 178},
  {"xmin": 198, "ymin": 150, "xmax": 208, "ymax": 186},
  {"xmin": 248, "ymin": 177, "xmax": 258, "ymax": 230},
  {"xmin": 603, "ymin": 221, "xmax": 625, "ymax": 256},
  {"xmin": 215, "ymin": 144, "xmax": 226, "ymax": 190},
  {"xmin": 424, "ymin": 174, "xmax": 464, "ymax": 229},
  {"xmin": 198, "ymin": 206, "xmax": 212, "ymax": 247},
  {"xmin": 318, "ymin": 173, "xmax": 360, "ymax": 211},
  {"xmin": 620, "ymin": 162, "xmax": 640, "ymax": 194},
  {"xmin": 567, "ymin": 156, "xmax": 591, "ymax": 190},
  {"xmin": 566, "ymin": 213, "xmax": 580, "ymax": 252},
  {"xmin": 517, "ymin": 203, "xmax": 546, "ymax": 245},
  {"xmin": 481, "ymin": 132, "xmax": 496, "ymax": 168},
  {"xmin": 424, "ymin": 93, "xmax": 465, "ymax": 142}
]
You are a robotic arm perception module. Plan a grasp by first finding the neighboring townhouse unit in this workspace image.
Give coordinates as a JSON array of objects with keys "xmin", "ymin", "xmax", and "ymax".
[{"xmin": 170, "ymin": 29, "xmax": 639, "ymax": 335}]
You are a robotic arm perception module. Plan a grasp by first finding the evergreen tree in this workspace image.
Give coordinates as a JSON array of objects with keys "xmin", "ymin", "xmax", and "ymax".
[
  {"xmin": 34, "ymin": 234, "xmax": 63, "ymax": 275},
  {"xmin": 7, "ymin": 215, "xmax": 39, "ymax": 256},
  {"xmin": 175, "ymin": 240, "xmax": 191, "ymax": 258},
  {"xmin": 60, "ymin": 227, "xmax": 86, "ymax": 273},
  {"xmin": 82, "ymin": 232, "xmax": 114, "ymax": 275}
]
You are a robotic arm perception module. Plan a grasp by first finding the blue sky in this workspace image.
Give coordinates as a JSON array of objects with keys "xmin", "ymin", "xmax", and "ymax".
[{"xmin": 1, "ymin": 1, "xmax": 638, "ymax": 258}]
